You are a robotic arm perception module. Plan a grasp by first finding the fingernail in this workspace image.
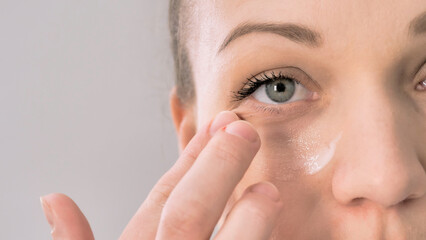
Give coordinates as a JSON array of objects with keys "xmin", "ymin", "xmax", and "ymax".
[
  {"xmin": 209, "ymin": 111, "xmax": 239, "ymax": 136},
  {"xmin": 40, "ymin": 196, "xmax": 55, "ymax": 233},
  {"xmin": 250, "ymin": 182, "xmax": 281, "ymax": 202},
  {"xmin": 224, "ymin": 120, "xmax": 259, "ymax": 143}
]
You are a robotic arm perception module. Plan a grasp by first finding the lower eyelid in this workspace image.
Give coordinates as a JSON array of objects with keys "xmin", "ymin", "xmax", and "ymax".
[{"xmin": 234, "ymin": 97, "xmax": 319, "ymax": 122}]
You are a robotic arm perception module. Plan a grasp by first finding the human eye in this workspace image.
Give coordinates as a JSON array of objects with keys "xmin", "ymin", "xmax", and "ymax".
[
  {"xmin": 416, "ymin": 79, "xmax": 426, "ymax": 91},
  {"xmin": 232, "ymin": 68, "xmax": 317, "ymax": 105}
]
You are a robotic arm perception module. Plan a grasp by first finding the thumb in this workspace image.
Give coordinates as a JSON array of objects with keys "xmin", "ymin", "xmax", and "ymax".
[{"xmin": 40, "ymin": 193, "xmax": 94, "ymax": 240}]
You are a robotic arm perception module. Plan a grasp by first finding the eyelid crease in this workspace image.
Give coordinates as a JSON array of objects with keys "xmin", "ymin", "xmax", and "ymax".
[{"xmin": 257, "ymin": 66, "xmax": 321, "ymax": 89}]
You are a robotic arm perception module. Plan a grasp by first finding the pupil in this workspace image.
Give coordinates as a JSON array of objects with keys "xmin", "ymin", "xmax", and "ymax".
[{"xmin": 274, "ymin": 82, "xmax": 286, "ymax": 92}]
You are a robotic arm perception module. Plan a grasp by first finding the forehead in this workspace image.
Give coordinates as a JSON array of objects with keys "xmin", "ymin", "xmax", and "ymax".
[
  {"xmin": 193, "ymin": 0, "xmax": 424, "ymax": 51},
  {"xmin": 188, "ymin": 0, "xmax": 425, "ymax": 125}
]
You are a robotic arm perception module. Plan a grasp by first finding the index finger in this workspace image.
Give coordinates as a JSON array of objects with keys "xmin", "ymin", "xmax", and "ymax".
[
  {"xmin": 119, "ymin": 111, "xmax": 239, "ymax": 240},
  {"xmin": 156, "ymin": 120, "xmax": 261, "ymax": 240}
]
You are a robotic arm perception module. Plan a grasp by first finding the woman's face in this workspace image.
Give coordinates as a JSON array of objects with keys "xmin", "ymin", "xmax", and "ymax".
[{"xmin": 182, "ymin": 0, "xmax": 426, "ymax": 238}]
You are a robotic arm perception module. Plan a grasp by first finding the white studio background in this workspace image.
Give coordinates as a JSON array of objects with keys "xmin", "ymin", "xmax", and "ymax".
[{"xmin": 0, "ymin": 1, "xmax": 179, "ymax": 239}]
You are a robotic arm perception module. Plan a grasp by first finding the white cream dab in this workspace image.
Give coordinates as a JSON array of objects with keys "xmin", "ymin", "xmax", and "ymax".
[{"xmin": 303, "ymin": 133, "xmax": 342, "ymax": 175}]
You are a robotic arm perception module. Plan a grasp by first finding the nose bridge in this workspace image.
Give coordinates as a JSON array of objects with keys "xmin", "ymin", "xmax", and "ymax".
[
  {"xmin": 345, "ymin": 81, "xmax": 400, "ymax": 159},
  {"xmin": 332, "ymin": 75, "xmax": 426, "ymax": 207}
]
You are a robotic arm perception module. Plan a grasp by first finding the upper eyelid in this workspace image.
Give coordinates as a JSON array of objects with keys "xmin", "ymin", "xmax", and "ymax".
[
  {"xmin": 246, "ymin": 71, "xmax": 301, "ymax": 92},
  {"xmin": 247, "ymin": 71, "xmax": 299, "ymax": 87},
  {"xmin": 250, "ymin": 66, "xmax": 321, "ymax": 90},
  {"xmin": 246, "ymin": 67, "xmax": 315, "ymax": 90}
]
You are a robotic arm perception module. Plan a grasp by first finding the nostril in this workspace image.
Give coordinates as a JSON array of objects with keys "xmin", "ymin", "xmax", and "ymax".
[
  {"xmin": 349, "ymin": 197, "xmax": 364, "ymax": 206},
  {"xmin": 331, "ymin": 150, "xmax": 426, "ymax": 208},
  {"xmin": 403, "ymin": 193, "xmax": 423, "ymax": 204},
  {"xmin": 402, "ymin": 196, "xmax": 416, "ymax": 205}
]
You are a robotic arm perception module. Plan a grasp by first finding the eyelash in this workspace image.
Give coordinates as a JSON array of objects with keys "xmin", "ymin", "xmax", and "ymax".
[{"xmin": 231, "ymin": 71, "xmax": 301, "ymax": 102}]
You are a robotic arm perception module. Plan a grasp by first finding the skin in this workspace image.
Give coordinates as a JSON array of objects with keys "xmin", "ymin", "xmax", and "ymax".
[{"xmin": 41, "ymin": 0, "xmax": 426, "ymax": 239}]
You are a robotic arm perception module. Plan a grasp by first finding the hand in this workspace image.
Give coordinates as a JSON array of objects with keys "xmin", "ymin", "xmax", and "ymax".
[{"xmin": 40, "ymin": 111, "xmax": 284, "ymax": 239}]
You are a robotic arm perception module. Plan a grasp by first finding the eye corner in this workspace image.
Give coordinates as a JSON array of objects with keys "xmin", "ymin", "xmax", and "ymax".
[
  {"xmin": 415, "ymin": 79, "xmax": 426, "ymax": 91},
  {"xmin": 310, "ymin": 91, "xmax": 321, "ymax": 101}
]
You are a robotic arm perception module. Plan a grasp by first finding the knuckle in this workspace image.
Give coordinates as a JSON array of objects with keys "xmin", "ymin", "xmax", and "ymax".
[
  {"xmin": 145, "ymin": 181, "xmax": 175, "ymax": 208},
  {"xmin": 180, "ymin": 144, "xmax": 199, "ymax": 162},
  {"xmin": 160, "ymin": 200, "xmax": 207, "ymax": 236}
]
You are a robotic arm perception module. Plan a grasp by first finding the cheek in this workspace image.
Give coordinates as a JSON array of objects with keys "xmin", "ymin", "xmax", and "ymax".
[
  {"xmin": 239, "ymin": 112, "xmax": 342, "ymax": 182},
  {"xmin": 251, "ymin": 126, "xmax": 305, "ymax": 181}
]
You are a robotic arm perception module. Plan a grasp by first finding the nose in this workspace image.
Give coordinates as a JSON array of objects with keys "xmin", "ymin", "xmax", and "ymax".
[{"xmin": 331, "ymin": 80, "xmax": 426, "ymax": 207}]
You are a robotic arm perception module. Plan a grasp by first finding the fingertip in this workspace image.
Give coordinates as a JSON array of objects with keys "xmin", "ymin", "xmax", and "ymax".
[
  {"xmin": 41, "ymin": 193, "xmax": 71, "ymax": 205},
  {"xmin": 40, "ymin": 195, "xmax": 55, "ymax": 229},
  {"xmin": 41, "ymin": 193, "xmax": 79, "ymax": 215},
  {"xmin": 40, "ymin": 193, "xmax": 94, "ymax": 240},
  {"xmin": 224, "ymin": 120, "xmax": 260, "ymax": 144},
  {"xmin": 209, "ymin": 111, "xmax": 240, "ymax": 136},
  {"xmin": 214, "ymin": 182, "xmax": 283, "ymax": 240},
  {"xmin": 248, "ymin": 182, "xmax": 281, "ymax": 202}
]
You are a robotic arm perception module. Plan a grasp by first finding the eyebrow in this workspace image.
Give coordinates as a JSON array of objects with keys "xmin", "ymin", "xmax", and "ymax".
[
  {"xmin": 218, "ymin": 23, "xmax": 322, "ymax": 53},
  {"xmin": 218, "ymin": 10, "xmax": 426, "ymax": 54}
]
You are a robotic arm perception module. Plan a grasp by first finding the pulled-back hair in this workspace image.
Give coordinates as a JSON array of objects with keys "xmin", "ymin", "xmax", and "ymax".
[{"xmin": 169, "ymin": 0, "xmax": 195, "ymax": 106}]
